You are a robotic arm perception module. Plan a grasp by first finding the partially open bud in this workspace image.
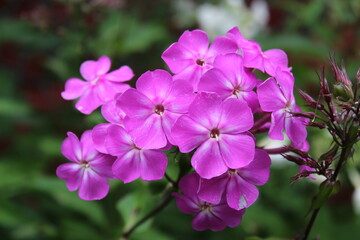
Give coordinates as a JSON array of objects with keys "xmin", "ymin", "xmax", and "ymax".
[
  {"xmin": 297, "ymin": 88, "xmax": 323, "ymax": 110},
  {"xmin": 281, "ymin": 154, "xmax": 305, "ymax": 165},
  {"xmin": 330, "ymin": 58, "xmax": 352, "ymax": 87},
  {"xmin": 333, "ymin": 83, "xmax": 353, "ymax": 102},
  {"xmin": 307, "ymin": 121, "xmax": 326, "ymax": 129}
]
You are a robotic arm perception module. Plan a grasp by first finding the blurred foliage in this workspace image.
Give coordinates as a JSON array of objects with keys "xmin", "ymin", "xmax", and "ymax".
[{"xmin": 0, "ymin": 0, "xmax": 359, "ymax": 239}]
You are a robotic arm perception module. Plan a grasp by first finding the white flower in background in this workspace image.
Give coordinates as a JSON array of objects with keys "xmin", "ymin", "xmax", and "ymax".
[{"xmin": 197, "ymin": 0, "xmax": 269, "ymax": 39}]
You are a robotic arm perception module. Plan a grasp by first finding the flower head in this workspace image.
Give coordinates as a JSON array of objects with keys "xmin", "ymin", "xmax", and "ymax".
[
  {"xmin": 173, "ymin": 173, "xmax": 245, "ymax": 231},
  {"xmin": 61, "ymin": 56, "xmax": 133, "ymax": 114},
  {"xmin": 172, "ymin": 92, "xmax": 255, "ymax": 179},
  {"xmin": 56, "ymin": 130, "xmax": 116, "ymax": 200}
]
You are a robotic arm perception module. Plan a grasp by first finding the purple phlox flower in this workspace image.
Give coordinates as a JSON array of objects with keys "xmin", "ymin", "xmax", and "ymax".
[
  {"xmin": 92, "ymin": 93, "xmax": 127, "ymax": 154},
  {"xmin": 118, "ymin": 69, "xmax": 195, "ymax": 149},
  {"xmin": 226, "ymin": 27, "xmax": 291, "ymax": 76},
  {"xmin": 173, "ymin": 173, "xmax": 245, "ymax": 231},
  {"xmin": 162, "ymin": 29, "xmax": 238, "ymax": 91},
  {"xmin": 56, "ymin": 130, "xmax": 116, "ymax": 201},
  {"xmin": 104, "ymin": 124, "xmax": 168, "ymax": 183},
  {"xmin": 257, "ymin": 68, "xmax": 307, "ymax": 147},
  {"xmin": 198, "ymin": 149, "xmax": 271, "ymax": 210},
  {"xmin": 198, "ymin": 53, "xmax": 259, "ymax": 112},
  {"xmin": 172, "ymin": 92, "xmax": 255, "ymax": 179},
  {"xmin": 61, "ymin": 56, "xmax": 134, "ymax": 114}
]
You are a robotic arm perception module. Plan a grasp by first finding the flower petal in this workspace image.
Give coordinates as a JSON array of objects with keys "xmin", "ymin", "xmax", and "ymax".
[
  {"xmin": 61, "ymin": 78, "xmax": 88, "ymax": 100},
  {"xmin": 257, "ymin": 77, "xmax": 287, "ymax": 112},
  {"xmin": 78, "ymin": 169, "xmax": 110, "ymax": 200},
  {"xmin": 239, "ymin": 149, "xmax": 271, "ymax": 185},
  {"xmin": 80, "ymin": 130, "xmax": 98, "ymax": 161},
  {"xmin": 212, "ymin": 203, "xmax": 245, "ymax": 227},
  {"xmin": 56, "ymin": 163, "xmax": 82, "ymax": 191},
  {"xmin": 269, "ymin": 110, "xmax": 286, "ymax": 140},
  {"xmin": 192, "ymin": 211, "xmax": 226, "ymax": 231},
  {"xmin": 75, "ymin": 88, "xmax": 103, "ymax": 114},
  {"xmin": 139, "ymin": 150, "xmax": 168, "ymax": 181},
  {"xmin": 105, "ymin": 124, "xmax": 133, "ymax": 156},
  {"xmin": 92, "ymin": 123, "xmax": 111, "ymax": 154},
  {"xmin": 80, "ymin": 56, "xmax": 111, "ymax": 81},
  {"xmin": 112, "ymin": 150, "xmax": 141, "ymax": 183},
  {"xmin": 118, "ymin": 89, "xmax": 153, "ymax": 118},
  {"xmin": 104, "ymin": 65, "xmax": 134, "ymax": 82},
  {"xmin": 173, "ymin": 193, "xmax": 200, "ymax": 214},
  {"xmin": 162, "ymin": 43, "xmax": 194, "ymax": 73},
  {"xmin": 219, "ymin": 134, "xmax": 255, "ymax": 169},
  {"xmin": 206, "ymin": 36, "xmax": 238, "ymax": 59},
  {"xmin": 192, "ymin": 139, "xmax": 228, "ymax": 179},
  {"xmin": 172, "ymin": 115, "xmax": 209, "ymax": 153},
  {"xmin": 178, "ymin": 30, "xmax": 209, "ymax": 56},
  {"xmin": 162, "ymin": 80, "xmax": 195, "ymax": 113},
  {"xmin": 198, "ymin": 174, "xmax": 228, "ymax": 204},
  {"xmin": 61, "ymin": 131, "xmax": 81, "ymax": 162}
]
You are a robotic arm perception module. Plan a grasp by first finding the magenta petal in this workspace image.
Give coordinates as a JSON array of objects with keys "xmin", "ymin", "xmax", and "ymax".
[
  {"xmin": 226, "ymin": 175, "xmax": 259, "ymax": 209},
  {"xmin": 218, "ymin": 98, "xmax": 253, "ymax": 134},
  {"xmin": 118, "ymin": 89, "xmax": 153, "ymax": 118},
  {"xmin": 56, "ymin": 163, "xmax": 82, "ymax": 191},
  {"xmin": 257, "ymin": 77, "xmax": 287, "ymax": 112},
  {"xmin": 274, "ymin": 69, "xmax": 295, "ymax": 101},
  {"xmin": 240, "ymin": 91, "xmax": 259, "ymax": 113},
  {"xmin": 192, "ymin": 139, "xmax": 228, "ymax": 179},
  {"xmin": 269, "ymin": 110, "xmax": 285, "ymax": 140},
  {"xmin": 96, "ymin": 81, "xmax": 129, "ymax": 102},
  {"xmin": 125, "ymin": 114, "xmax": 167, "ymax": 149},
  {"xmin": 80, "ymin": 130, "xmax": 98, "ymax": 161},
  {"xmin": 198, "ymin": 68, "xmax": 233, "ymax": 98},
  {"xmin": 112, "ymin": 150, "xmax": 141, "ymax": 183},
  {"xmin": 178, "ymin": 173, "xmax": 202, "ymax": 198},
  {"xmin": 104, "ymin": 66, "xmax": 134, "ymax": 82},
  {"xmin": 173, "ymin": 64, "xmax": 208, "ymax": 92},
  {"xmin": 75, "ymin": 88, "xmax": 103, "ymax": 114},
  {"xmin": 219, "ymin": 134, "xmax": 255, "ymax": 169},
  {"xmin": 242, "ymin": 42, "xmax": 265, "ymax": 71},
  {"xmin": 78, "ymin": 169, "xmax": 110, "ymax": 200},
  {"xmin": 172, "ymin": 115, "xmax": 209, "ymax": 153},
  {"xmin": 80, "ymin": 56, "xmax": 111, "ymax": 81},
  {"xmin": 192, "ymin": 211, "xmax": 226, "ymax": 231},
  {"xmin": 173, "ymin": 193, "xmax": 200, "ymax": 214},
  {"xmin": 136, "ymin": 70, "xmax": 173, "ymax": 102},
  {"xmin": 139, "ymin": 150, "xmax": 168, "ymax": 181},
  {"xmin": 101, "ymin": 97, "xmax": 126, "ymax": 125},
  {"xmin": 162, "ymin": 80, "xmax": 195, "ymax": 113},
  {"xmin": 207, "ymin": 36, "xmax": 238, "ymax": 58},
  {"xmin": 263, "ymin": 49, "xmax": 288, "ymax": 76},
  {"xmin": 61, "ymin": 132, "xmax": 82, "ymax": 162},
  {"xmin": 285, "ymin": 115, "xmax": 307, "ymax": 147},
  {"xmin": 161, "ymin": 111, "xmax": 180, "ymax": 145},
  {"xmin": 198, "ymin": 174, "xmax": 228, "ymax": 204},
  {"xmin": 92, "ymin": 123, "xmax": 111, "ymax": 154},
  {"xmin": 178, "ymin": 30, "xmax": 209, "ymax": 56},
  {"xmin": 89, "ymin": 154, "xmax": 116, "ymax": 179},
  {"xmin": 105, "ymin": 124, "xmax": 132, "ymax": 156},
  {"xmin": 188, "ymin": 92, "xmax": 223, "ymax": 128},
  {"xmin": 162, "ymin": 43, "xmax": 194, "ymax": 73},
  {"xmin": 239, "ymin": 149, "xmax": 271, "ymax": 185},
  {"xmin": 61, "ymin": 78, "xmax": 87, "ymax": 100},
  {"xmin": 211, "ymin": 204, "xmax": 245, "ymax": 227}
]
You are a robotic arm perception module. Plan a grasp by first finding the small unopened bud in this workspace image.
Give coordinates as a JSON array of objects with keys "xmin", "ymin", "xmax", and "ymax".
[
  {"xmin": 319, "ymin": 68, "xmax": 332, "ymax": 103},
  {"xmin": 307, "ymin": 121, "xmax": 326, "ymax": 129},
  {"xmin": 329, "ymin": 58, "xmax": 352, "ymax": 87},
  {"xmin": 291, "ymin": 111, "xmax": 316, "ymax": 119},
  {"xmin": 297, "ymin": 88, "xmax": 323, "ymax": 109},
  {"xmin": 287, "ymin": 146, "xmax": 310, "ymax": 159},
  {"xmin": 305, "ymin": 159, "xmax": 319, "ymax": 169},
  {"xmin": 333, "ymin": 83, "xmax": 353, "ymax": 101},
  {"xmin": 291, "ymin": 171, "xmax": 312, "ymax": 183},
  {"xmin": 281, "ymin": 154, "xmax": 305, "ymax": 165}
]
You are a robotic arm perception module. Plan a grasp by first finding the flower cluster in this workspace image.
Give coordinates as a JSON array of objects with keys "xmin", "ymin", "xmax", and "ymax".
[{"xmin": 58, "ymin": 27, "xmax": 309, "ymax": 231}]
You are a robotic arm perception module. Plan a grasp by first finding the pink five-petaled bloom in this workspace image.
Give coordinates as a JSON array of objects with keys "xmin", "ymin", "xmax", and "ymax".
[
  {"xmin": 198, "ymin": 149, "xmax": 271, "ymax": 210},
  {"xmin": 118, "ymin": 69, "xmax": 195, "ymax": 149},
  {"xmin": 173, "ymin": 173, "xmax": 245, "ymax": 231},
  {"xmin": 104, "ymin": 124, "xmax": 168, "ymax": 183},
  {"xmin": 226, "ymin": 27, "xmax": 291, "ymax": 77},
  {"xmin": 56, "ymin": 130, "xmax": 116, "ymax": 201},
  {"xmin": 257, "ymin": 69, "xmax": 307, "ymax": 148},
  {"xmin": 172, "ymin": 92, "xmax": 255, "ymax": 179},
  {"xmin": 162, "ymin": 29, "xmax": 238, "ymax": 91},
  {"xmin": 61, "ymin": 56, "xmax": 134, "ymax": 114},
  {"xmin": 198, "ymin": 53, "xmax": 259, "ymax": 112}
]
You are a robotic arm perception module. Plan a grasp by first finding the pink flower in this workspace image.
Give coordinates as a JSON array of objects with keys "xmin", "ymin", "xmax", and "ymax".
[
  {"xmin": 104, "ymin": 124, "xmax": 168, "ymax": 183},
  {"xmin": 198, "ymin": 149, "xmax": 271, "ymax": 210},
  {"xmin": 226, "ymin": 27, "xmax": 291, "ymax": 76},
  {"xmin": 257, "ymin": 69, "xmax": 307, "ymax": 147},
  {"xmin": 173, "ymin": 173, "xmax": 245, "ymax": 231},
  {"xmin": 172, "ymin": 92, "xmax": 255, "ymax": 179},
  {"xmin": 162, "ymin": 30, "xmax": 238, "ymax": 91},
  {"xmin": 118, "ymin": 69, "xmax": 195, "ymax": 149},
  {"xmin": 61, "ymin": 56, "xmax": 134, "ymax": 114},
  {"xmin": 57, "ymin": 130, "xmax": 116, "ymax": 201},
  {"xmin": 198, "ymin": 53, "xmax": 259, "ymax": 112}
]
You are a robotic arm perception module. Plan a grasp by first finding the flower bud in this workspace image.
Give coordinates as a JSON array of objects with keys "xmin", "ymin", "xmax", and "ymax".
[
  {"xmin": 297, "ymin": 88, "xmax": 323, "ymax": 110},
  {"xmin": 307, "ymin": 121, "xmax": 326, "ymax": 129},
  {"xmin": 333, "ymin": 83, "xmax": 353, "ymax": 102}
]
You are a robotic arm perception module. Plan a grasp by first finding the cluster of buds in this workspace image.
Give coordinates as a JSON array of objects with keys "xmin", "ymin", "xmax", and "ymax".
[
  {"xmin": 295, "ymin": 58, "xmax": 359, "ymax": 184},
  {"xmin": 57, "ymin": 27, "xmax": 311, "ymax": 231}
]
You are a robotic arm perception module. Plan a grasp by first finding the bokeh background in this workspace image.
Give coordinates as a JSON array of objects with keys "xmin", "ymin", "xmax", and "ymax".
[{"xmin": 0, "ymin": 0, "xmax": 359, "ymax": 239}]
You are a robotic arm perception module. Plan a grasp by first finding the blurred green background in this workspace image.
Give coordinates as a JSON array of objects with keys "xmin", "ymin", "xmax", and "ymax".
[{"xmin": 0, "ymin": 0, "xmax": 359, "ymax": 239}]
